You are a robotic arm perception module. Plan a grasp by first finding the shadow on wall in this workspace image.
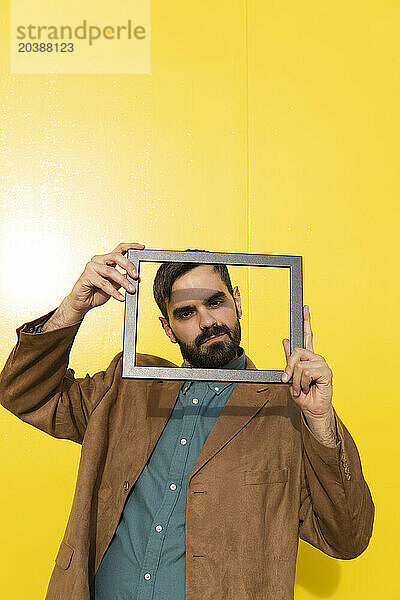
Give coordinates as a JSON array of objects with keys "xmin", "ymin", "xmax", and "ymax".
[{"xmin": 296, "ymin": 540, "xmax": 340, "ymax": 597}]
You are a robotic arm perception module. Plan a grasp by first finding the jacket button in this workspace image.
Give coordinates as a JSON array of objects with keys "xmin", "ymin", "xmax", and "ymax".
[{"xmin": 123, "ymin": 481, "xmax": 130, "ymax": 491}]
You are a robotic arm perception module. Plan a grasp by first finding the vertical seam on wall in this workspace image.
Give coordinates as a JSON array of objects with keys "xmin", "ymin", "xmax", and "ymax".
[{"xmin": 244, "ymin": 0, "xmax": 250, "ymax": 355}]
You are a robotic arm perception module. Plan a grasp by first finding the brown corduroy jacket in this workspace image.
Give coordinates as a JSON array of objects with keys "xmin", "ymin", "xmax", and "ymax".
[{"xmin": 0, "ymin": 308, "xmax": 375, "ymax": 600}]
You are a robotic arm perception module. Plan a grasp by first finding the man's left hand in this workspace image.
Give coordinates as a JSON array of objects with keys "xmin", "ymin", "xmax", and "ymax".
[{"xmin": 281, "ymin": 305, "xmax": 333, "ymax": 417}]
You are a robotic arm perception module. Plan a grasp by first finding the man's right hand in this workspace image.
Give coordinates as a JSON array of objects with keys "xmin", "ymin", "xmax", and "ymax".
[
  {"xmin": 68, "ymin": 241, "xmax": 145, "ymax": 315},
  {"xmin": 39, "ymin": 242, "xmax": 146, "ymax": 332}
]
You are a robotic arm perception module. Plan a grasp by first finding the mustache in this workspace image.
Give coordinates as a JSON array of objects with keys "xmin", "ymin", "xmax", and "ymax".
[{"xmin": 197, "ymin": 328, "xmax": 230, "ymax": 346}]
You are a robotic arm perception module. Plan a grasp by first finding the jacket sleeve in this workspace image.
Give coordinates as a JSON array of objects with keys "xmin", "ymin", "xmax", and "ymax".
[
  {"xmin": 298, "ymin": 406, "xmax": 375, "ymax": 559},
  {"xmin": 0, "ymin": 308, "xmax": 122, "ymax": 445}
]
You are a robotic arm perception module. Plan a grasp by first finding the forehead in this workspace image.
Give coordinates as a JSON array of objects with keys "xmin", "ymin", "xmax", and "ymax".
[{"xmin": 169, "ymin": 265, "xmax": 227, "ymax": 305}]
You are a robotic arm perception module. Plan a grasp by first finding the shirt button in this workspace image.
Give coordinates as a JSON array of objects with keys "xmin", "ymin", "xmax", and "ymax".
[
  {"xmin": 123, "ymin": 481, "xmax": 130, "ymax": 491},
  {"xmin": 170, "ymin": 483, "xmax": 177, "ymax": 490},
  {"xmin": 155, "ymin": 525, "xmax": 163, "ymax": 532},
  {"xmin": 214, "ymin": 387, "xmax": 219, "ymax": 391},
  {"xmin": 180, "ymin": 438, "xmax": 187, "ymax": 445},
  {"xmin": 192, "ymin": 398, "xmax": 199, "ymax": 404},
  {"xmin": 144, "ymin": 573, "xmax": 151, "ymax": 580}
]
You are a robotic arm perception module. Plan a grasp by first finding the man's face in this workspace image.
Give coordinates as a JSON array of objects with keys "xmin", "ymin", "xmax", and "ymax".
[{"xmin": 159, "ymin": 265, "xmax": 243, "ymax": 369}]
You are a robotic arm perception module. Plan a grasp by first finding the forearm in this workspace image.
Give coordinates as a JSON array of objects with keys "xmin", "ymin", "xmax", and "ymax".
[
  {"xmin": 40, "ymin": 295, "xmax": 87, "ymax": 332},
  {"xmin": 302, "ymin": 405, "xmax": 338, "ymax": 448},
  {"xmin": 0, "ymin": 308, "xmax": 88, "ymax": 441}
]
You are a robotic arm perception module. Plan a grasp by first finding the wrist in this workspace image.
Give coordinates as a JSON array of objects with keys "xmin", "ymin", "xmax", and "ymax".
[
  {"xmin": 61, "ymin": 294, "xmax": 89, "ymax": 321},
  {"xmin": 302, "ymin": 405, "xmax": 334, "ymax": 420},
  {"xmin": 302, "ymin": 406, "xmax": 338, "ymax": 448}
]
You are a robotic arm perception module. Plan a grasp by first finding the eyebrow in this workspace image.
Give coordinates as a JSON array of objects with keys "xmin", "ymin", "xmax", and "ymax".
[{"xmin": 172, "ymin": 291, "xmax": 228, "ymax": 319}]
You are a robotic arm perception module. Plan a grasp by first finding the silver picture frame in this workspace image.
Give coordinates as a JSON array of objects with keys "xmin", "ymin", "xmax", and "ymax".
[{"xmin": 122, "ymin": 249, "xmax": 303, "ymax": 383}]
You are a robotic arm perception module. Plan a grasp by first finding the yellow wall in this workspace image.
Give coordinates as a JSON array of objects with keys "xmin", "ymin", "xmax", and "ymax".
[{"xmin": 0, "ymin": 0, "xmax": 398, "ymax": 597}]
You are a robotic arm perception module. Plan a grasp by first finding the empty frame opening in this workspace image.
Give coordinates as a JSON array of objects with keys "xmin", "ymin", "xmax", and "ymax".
[{"xmin": 135, "ymin": 262, "xmax": 290, "ymax": 371}]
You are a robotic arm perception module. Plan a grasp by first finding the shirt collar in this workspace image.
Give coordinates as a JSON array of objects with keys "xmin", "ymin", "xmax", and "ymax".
[{"xmin": 181, "ymin": 346, "xmax": 246, "ymax": 396}]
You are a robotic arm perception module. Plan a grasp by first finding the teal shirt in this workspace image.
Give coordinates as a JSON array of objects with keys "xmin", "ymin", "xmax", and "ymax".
[{"xmin": 90, "ymin": 346, "xmax": 247, "ymax": 600}]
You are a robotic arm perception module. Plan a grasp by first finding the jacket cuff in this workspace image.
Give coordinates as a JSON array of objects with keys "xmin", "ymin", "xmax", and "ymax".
[
  {"xmin": 15, "ymin": 308, "xmax": 84, "ymax": 350},
  {"xmin": 18, "ymin": 308, "xmax": 59, "ymax": 334}
]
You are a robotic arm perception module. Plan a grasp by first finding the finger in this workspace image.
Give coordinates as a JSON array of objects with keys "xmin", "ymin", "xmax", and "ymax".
[
  {"xmin": 91, "ymin": 252, "xmax": 139, "ymax": 279},
  {"xmin": 283, "ymin": 347, "xmax": 317, "ymax": 381},
  {"xmin": 112, "ymin": 241, "xmax": 146, "ymax": 254},
  {"xmin": 282, "ymin": 339, "xmax": 290, "ymax": 361},
  {"xmin": 105, "ymin": 252, "xmax": 139, "ymax": 280},
  {"xmin": 303, "ymin": 305, "xmax": 314, "ymax": 352},
  {"xmin": 93, "ymin": 263, "xmax": 137, "ymax": 295},
  {"xmin": 288, "ymin": 358, "xmax": 325, "ymax": 371},
  {"xmin": 292, "ymin": 364, "xmax": 314, "ymax": 397},
  {"xmin": 300, "ymin": 368, "xmax": 313, "ymax": 395},
  {"xmin": 291, "ymin": 363, "xmax": 303, "ymax": 397},
  {"xmin": 302, "ymin": 363, "xmax": 332, "ymax": 384},
  {"xmin": 281, "ymin": 339, "xmax": 291, "ymax": 381},
  {"xmin": 294, "ymin": 363, "xmax": 331, "ymax": 395},
  {"xmin": 90, "ymin": 271, "xmax": 126, "ymax": 301}
]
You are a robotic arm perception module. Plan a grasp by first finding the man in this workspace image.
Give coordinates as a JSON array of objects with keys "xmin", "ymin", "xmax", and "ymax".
[{"xmin": 0, "ymin": 241, "xmax": 375, "ymax": 600}]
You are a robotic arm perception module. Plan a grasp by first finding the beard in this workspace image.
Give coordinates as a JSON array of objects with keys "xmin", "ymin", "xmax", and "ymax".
[{"xmin": 172, "ymin": 315, "xmax": 242, "ymax": 369}]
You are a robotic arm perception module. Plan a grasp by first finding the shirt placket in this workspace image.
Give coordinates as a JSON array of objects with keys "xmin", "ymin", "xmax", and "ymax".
[{"xmin": 136, "ymin": 381, "xmax": 205, "ymax": 600}]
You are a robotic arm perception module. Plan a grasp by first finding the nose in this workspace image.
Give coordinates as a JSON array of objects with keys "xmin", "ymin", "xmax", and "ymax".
[{"xmin": 198, "ymin": 307, "xmax": 217, "ymax": 330}]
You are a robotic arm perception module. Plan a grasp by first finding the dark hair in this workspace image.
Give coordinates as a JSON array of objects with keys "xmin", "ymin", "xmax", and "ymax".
[{"xmin": 153, "ymin": 249, "xmax": 234, "ymax": 323}]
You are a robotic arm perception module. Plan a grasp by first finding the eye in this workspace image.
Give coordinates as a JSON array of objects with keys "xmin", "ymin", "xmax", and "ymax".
[
  {"xmin": 177, "ymin": 300, "xmax": 223, "ymax": 319},
  {"xmin": 179, "ymin": 311, "xmax": 193, "ymax": 319}
]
